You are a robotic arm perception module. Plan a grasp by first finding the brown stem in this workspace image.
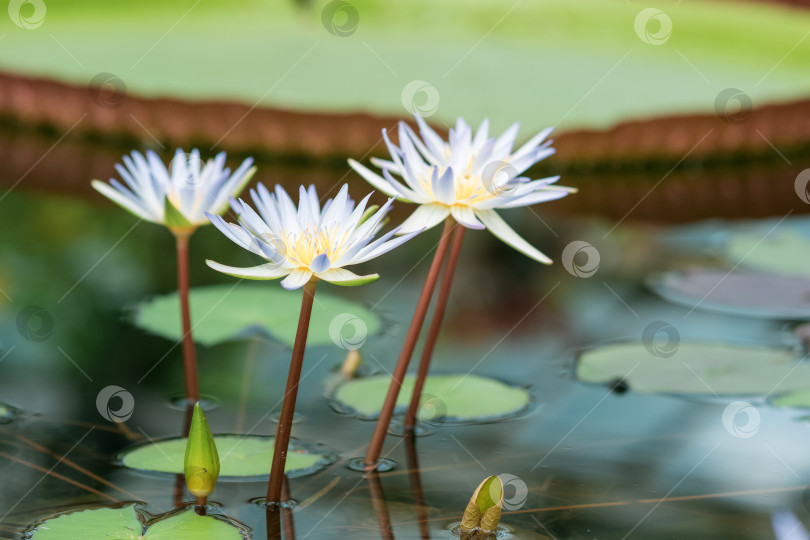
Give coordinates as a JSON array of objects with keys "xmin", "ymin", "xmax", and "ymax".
[
  {"xmin": 195, "ymin": 497, "xmax": 207, "ymax": 514},
  {"xmin": 404, "ymin": 227, "xmax": 466, "ymax": 430},
  {"xmin": 174, "ymin": 228, "xmax": 200, "ymax": 404},
  {"xmin": 367, "ymin": 471, "xmax": 395, "ymax": 540},
  {"xmin": 364, "ymin": 218, "xmax": 457, "ymax": 469},
  {"xmin": 266, "ymin": 505, "xmax": 282, "ymax": 540},
  {"xmin": 404, "ymin": 431, "xmax": 431, "ymax": 539},
  {"xmin": 266, "ymin": 280, "xmax": 318, "ymax": 503}
]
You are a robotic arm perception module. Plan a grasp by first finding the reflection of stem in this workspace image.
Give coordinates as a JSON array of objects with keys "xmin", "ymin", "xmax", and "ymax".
[
  {"xmin": 266, "ymin": 506, "xmax": 282, "ymax": 540},
  {"xmin": 235, "ymin": 338, "xmax": 261, "ymax": 433},
  {"xmin": 267, "ymin": 280, "xmax": 318, "ymax": 503},
  {"xmin": 404, "ymin": 227, "xmax": 465, "ymax": 431},
  {"xmin": 368, "ymin": 471, "xmax": 395, "ymax": 540},
  {"xmin": 282, "ymin": 476, "xmax": 297, "ymax": 540},
  {"xmin": 404, "ymin": 431, "xmax": 430, "ymax": 539},
  {"xmin": 174, "ymin": 227, "xmax": 200, "ymax": 403},
  {"xmin": 364, "ymin": 219, "xmax": 457, "ymax": 468}
]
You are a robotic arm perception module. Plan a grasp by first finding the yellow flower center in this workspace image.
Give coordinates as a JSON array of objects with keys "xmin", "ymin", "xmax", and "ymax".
[{"xmin": 265, "ymin": 225, "xmax": 353, "ymax": 268}]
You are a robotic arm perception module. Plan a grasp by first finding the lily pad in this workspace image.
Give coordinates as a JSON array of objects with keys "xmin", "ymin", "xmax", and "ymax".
[
  {"xmin": 132, "ymin": 283, "xmax": 380, "ymax": 347},
  {"xmin": 771, "ymin": 389, "xmax": 810, "ymax": 409},
  {"xmin": 576, "ymin": 342, "xmax": 810, "ymax": 396},
  {"xmin": 726, "ymin": 229, "xmax": 810, "ymax": 278},
  {"xmin": 121, "ymin": 435, "xmax": 333, "ymax": 478},
  {"xmin": 28, "ymin": 505, "xmax": 245, "ymax": 539},
  {"xmin": 648, "ymin": 269, "xmax": 810, "ymax": 320},
  {"xmin": 331, "ymin": 374, "xmax": 531, "ymax": 422}
]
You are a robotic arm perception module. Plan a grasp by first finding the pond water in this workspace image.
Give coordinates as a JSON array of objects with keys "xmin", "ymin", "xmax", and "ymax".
[{"xmin": 2, "ymin": 127, "xmax": 810, "ymax": 539}]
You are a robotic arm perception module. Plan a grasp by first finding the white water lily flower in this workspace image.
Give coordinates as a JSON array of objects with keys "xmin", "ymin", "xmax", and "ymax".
[
  {"xmin": 349, "ymin": 116, "xmax": 574, "ymax": 263},
  {"xmin": 772, "ymin": 511, "xmax": 810, "ymax": 540},
  {"xmin": 206, "ymin": 183, "xmax": 419, "ymax": 290},
  {"xmin": 92, "ymin": 148, "xmax": 256, "ymax": 228}
]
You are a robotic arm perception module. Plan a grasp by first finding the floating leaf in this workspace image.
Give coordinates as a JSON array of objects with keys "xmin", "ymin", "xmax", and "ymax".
[
  {"xmin": 576, "ymin": 342, "xmax": 809, "ymax": 396},
  {"xmin": 726, "ymin": 229, "xmax": 810, "ymax": 278},
  {"xmin": 771, "ymin": 389, "xmax": 810, "ymax": 409},
  {"xmin": 132, "ymin": 283, "xmax": 380, "ymax": 347},
  {"xmin": 649, "ymin": 269, "xmax": 810, "ymax": 320},
  {"xmin": 185, "ymin": 403, "xmax": 220, "ymax": 500},
  {"xmin": 28, "ymin": 505, "xmax": 244, "ymax": 539},
  {"xmin": 460, "ymin": 476, "xmax": 503, "ymax": 534},
  {"xmin": 331, "ymin": 374, "xmax": 530, "ymax": 422},
  {"xmin": 122, "ymin": 435, "xmax": 332, "ymax": 478},
  {"xmin": 4, "ymin": 1, "xmax": 810, "ymax": 139}
]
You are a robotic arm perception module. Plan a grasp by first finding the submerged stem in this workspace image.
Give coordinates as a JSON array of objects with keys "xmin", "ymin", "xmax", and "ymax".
[
  {"xmin": 404, "ymin": 226, "xmax": 466, "ymax": 430},
  {"xmin": 266, "ymin": 280, "xmax": 318, "ymax": 503},
  {"xmin": 174, "ymin": 227, "xmax": 200, "ymax": 405},
  {"xmin": 363, "ymin": 218, "xmax": 457, "ymax": 468}
]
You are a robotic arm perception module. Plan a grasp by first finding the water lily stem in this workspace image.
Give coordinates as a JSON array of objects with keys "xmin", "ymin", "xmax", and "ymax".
[
  {"xmin": 404, "ymin": 226, "xmax": 466, "ymax": 431},
  {"xmin": 174, "ymin": 228, "xmax": 200, "ymax": 405},
  {"xmin": 267, "ymin": 280, "xmax": 318, "ymax": 503},
  {"xmin": 364, "ymin": 218, "xmax": 457, "ymax": 469}
]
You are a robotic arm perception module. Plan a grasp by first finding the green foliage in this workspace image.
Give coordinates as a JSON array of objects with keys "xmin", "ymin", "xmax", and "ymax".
[
  {"xmin": 332, "ymin": 373, "xmax": 530, "ymax": 421},
  {"xmin": 122, "ymin": 435, "xmax": 329, "ymax": 477},
  {"xmin": 133, "ymin": 283, "xmax": 380, "ymax": 347},
  {"xmin": 29, "ymin": 505, "xmax": 243, "ymax": 539},
  {"xmin": 577, "ymin": 342, "xmax": 806, "ymax": 395}
]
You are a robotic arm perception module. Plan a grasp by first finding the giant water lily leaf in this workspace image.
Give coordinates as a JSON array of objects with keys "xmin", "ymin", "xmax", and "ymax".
[
  {"xmin": 132, "ymin": 284, "xmax": 380, "ymax": 347},
  {"xmin": 649, "ymin": 269, "xmax": 810, "ymax": 320},
  {"xmin": 332, "ymin": 374, "xmax": 530, "ymax": 421},
  {"xmin": 121, "ymin": 435, "xmax": 331, "ymax": 478},
  {"xmin": 2, "ymin": 1, "xmax": 810, "ymax": 136},
  {"xmin": 726, "ymin": 229, "xmax": 810, "ymax": 278},
  {"xmin": 576, "ymin": 342, "xmax": 810, "ymax": 396},
  {"xmin": 29, "ymin": 505, "xmax": 244, "ymax": 539}
]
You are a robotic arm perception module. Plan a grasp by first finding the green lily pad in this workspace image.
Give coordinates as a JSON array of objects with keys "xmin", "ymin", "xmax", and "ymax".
[
  {"xmin": 771, "ymin": 389, "xmax": 810, "ymax": 409},
  {"xmin": 132, "ymin": 283, "xmax": 380, "ymax": 347},
  {"xmin": 3, "ymin": 1, "xmax": 810, "ymax": 137},
  {"xmin": 726, "ymin": 229, "xmax": 810, "ymax": 278},
  {"xmin": 576, "ymin": 342, "xmax": 810, "ymax": 396},
  {"xmin": 28, "ymin": 505, "xmax": 245, "ymax": 539},
  {"xmin": 331, "ymin": 374, "xmax": 531, "ymax": 422},
  {"xmin": 121, "ymin": 435, "xmax": 332, "ymax": 478}
]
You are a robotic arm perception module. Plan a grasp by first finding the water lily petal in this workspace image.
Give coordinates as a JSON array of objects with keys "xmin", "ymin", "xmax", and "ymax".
[
  {"xmin": 432, "ymin": 167, "xmax": 456, "ymax": 205},
  {"xmin": 310, "ymin": 253, "xmax": 331, "ymax": 274},
  {"xmin": 206, "ymin": 260, "xmax": 289, "ymax": 280},
  {"xmin": 92, "ymin": 180, "xmax": 155, "ymax": 222},
  {"xmin": 317, "ymin": 268, "xmax": 380, "ymax": 286},
  {"xmin": 348, "ymin": 159, "xmax": 400, "ymax": 198},
  {"xmin": 280, "ymin": 269, "xmax": 314, "ymax": 290},
  {"xmin": 397, "ymin": 204, "xmax": 450, "ymax": 235},
  {"xmin": 475, "ymin": 208, "xmax": 552, "ymax": 264},
  {"xmin": 450, "ymin": 205, "xmax": 485, "ymax": 229}
]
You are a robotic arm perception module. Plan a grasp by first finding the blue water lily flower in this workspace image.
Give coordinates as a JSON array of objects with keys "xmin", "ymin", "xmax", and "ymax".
[
  {"xmin": 349, "ymin": 116, "xmax": 574, "ymax": 263},
  {"xmin": 92, "ymin": 148, "xmax": 256, "ymax": 228},
  {"xmin": 206, "ymin": 183, "xmax": 420, "ymax": 290}
]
